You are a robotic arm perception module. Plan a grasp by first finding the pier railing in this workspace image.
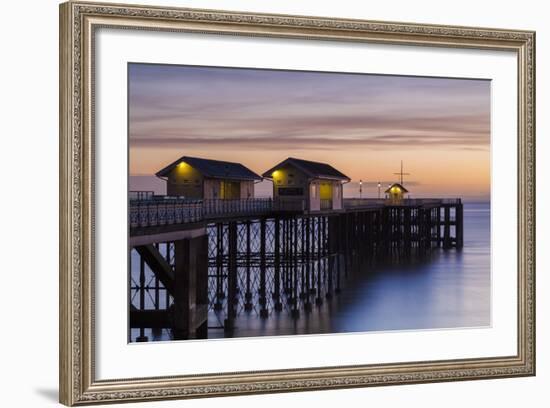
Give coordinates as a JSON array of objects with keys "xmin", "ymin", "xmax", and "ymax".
[
  {"xmin": 398, "ymin": 198, "xmax": 462, "ymax": 206},
  {"xmin": 130, "ymin": 196, "xmax": 463, "ymax": 229},
  {"xmin": 343, "ymin": 198, "xmax": 461, "ymax": 209},
  {"xmin": 130, "ymin": 198, "xmax": 273, "ymax": 228},
  {"xmin": 129, "ymin": 190, "xmax": 155, "ymax": 201},
  {"xmin": 202, "ymin": 198, "xmax": 272, "ymax": 219},
  {"xmin": 343, "ymin": 198, "xmax": 385, "ymax": 208},
  {"xmin": 273, "ymin": 198, "xmax": 305, "ymax": 212}
]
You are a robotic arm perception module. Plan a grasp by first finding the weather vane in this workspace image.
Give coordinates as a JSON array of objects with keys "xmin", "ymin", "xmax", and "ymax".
[{"xmin": 393, "ymin": 160, "xmax": 410, "ymax": 185}]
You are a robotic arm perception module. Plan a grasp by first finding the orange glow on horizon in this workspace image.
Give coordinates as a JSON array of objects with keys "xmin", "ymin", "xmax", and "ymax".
[{"xmin": 129, "ymin": 145, "xmax": 490, "ymax": 200}]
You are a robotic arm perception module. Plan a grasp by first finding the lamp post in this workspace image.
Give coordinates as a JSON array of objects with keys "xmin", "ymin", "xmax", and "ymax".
[
  {"xmin": 359, "ymin": 179, "xmax": 363, "ymax": 199},
  {"xmin": 378, "ymin": 181, "xmax": 381, "ymax": 199}
]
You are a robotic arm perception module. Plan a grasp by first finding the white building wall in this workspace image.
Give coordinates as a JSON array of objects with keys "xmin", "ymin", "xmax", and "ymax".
[
  {"xmin": 309, "ymin": 182, "xmax": 320, "ymax": 211},
  {"xmin": 203, "ymin": 179, "xmax": 221, "ymax": 199},
  {"xmin": 240, "ymin": 180, "xmax": 254, "ymax": 199},
  {"xmin": 332, "ymin": 182, "xmax": 343, "ymax": 210}
]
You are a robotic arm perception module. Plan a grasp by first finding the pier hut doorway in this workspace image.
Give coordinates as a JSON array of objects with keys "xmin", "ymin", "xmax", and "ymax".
[
  {"xmin": 320, "ymin": 182, "xmax": 333, "ymax": 210},
  {"xmin": 220, "ymin": 180, "xmax": 240, "ymax": 199}
]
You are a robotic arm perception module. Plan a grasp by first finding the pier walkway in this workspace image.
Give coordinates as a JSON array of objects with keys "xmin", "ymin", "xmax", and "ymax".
[{"xmin": 130, "ymin": 197, "xmax": 461, "ymax": 231}]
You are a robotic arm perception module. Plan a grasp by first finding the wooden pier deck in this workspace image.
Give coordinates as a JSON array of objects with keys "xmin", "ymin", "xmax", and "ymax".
[{"xmin": 128, "ymin": 197, "xmax": 463, "ymax": 341}]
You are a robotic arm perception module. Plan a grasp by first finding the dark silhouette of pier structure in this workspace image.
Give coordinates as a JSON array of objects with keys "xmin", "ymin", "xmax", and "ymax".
[{"xmin": 129, "ymin": 196, "xmax": 463, "ymax": 341}]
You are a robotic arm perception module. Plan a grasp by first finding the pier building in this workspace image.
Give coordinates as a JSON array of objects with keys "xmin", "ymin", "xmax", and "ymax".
[
  {"xmin": 156, "ymin": 156, "xmax": 262, "ymax": 199},
  {"xmin": 262, "ymin": 157, "xmax": 350, "ymax": 211}
]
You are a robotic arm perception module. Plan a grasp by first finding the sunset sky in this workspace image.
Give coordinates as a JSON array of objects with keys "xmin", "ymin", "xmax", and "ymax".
[{"xmin": 129, "ymin": 63, "xmax": 491, "ymax": 200}]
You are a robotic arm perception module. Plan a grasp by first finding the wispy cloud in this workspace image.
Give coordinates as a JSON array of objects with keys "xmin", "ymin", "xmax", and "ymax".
[
  {"xmin": 129, "ymin": 64, "xmax": 490, "ymax": 154},
  {"xmin": 130, "ymin": 133, "xmax": 489, "ymax": 151}
]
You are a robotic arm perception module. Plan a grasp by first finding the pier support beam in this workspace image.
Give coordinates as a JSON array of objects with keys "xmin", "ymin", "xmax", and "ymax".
[
  {"xmin": 244, "ymin": 221, "xmax": 253, "ymax": 311},
  {"xmin": 259, "ymin": 218, "xmax": 268, "ymax": 318},
  {"xmin": 291, "ymin": 217, "xmax": 300, "ymax": 318},
  {"xmin": 304, "ymin": 217, "xmax": 312, "ymax": 311},
  {"xmin": 437, "ymin": 207, "xmax": 442, "ymax": 247},
  {"xmin": 327, "ymin": 216, "xmax": 339, "ymax": 299},
  {"xmin": 456, "ymin": 203, "xmax": 464, "ymax": 249},
  {"xmin": 224, "ymin": 222, "xmax": 238, "ymax": 333},
  {"xmin": 214, "ymin": 223, "xmax": 224, "ymax": 311},
  {"xmin": 273, "ymin": 217, "xmax": 282, "ymax": 311},
  {"xmin": 173, "ymin": 235, "xmax": 208, "ymax": 340},
  {"xmin": 315, "ymin": 217, "xmax": 323, "ymax": 306},
  {"xmin": 404, "ymin": 207, "xmax": 412, "ymax": 257},
  {"xmin": 134, "ymin": 244, "xmax": 175, "ymax": 295},
  {"xmin": 443, "ymin": 206, "xmax": 451, "ymax": 250}
]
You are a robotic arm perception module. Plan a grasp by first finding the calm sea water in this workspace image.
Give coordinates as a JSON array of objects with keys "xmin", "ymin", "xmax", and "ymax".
[
  {"xmin": 329, "ymin": 201, "xmax": 491, "ymax": 333},
  {"xmin": 130, "ymin": 202, "xmax": 490, "ymax": 341}
]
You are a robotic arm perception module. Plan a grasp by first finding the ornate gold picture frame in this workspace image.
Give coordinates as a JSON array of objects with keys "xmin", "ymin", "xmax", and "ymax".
[{"xmin": 59, "ymin": 1, "xmax": 535, "ymax": 405}]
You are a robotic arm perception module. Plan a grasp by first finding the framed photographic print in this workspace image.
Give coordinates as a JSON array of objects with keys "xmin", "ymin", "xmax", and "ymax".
[{"xmin": 59, "ymin": 1, "xmax": 536, "ymax": 405}]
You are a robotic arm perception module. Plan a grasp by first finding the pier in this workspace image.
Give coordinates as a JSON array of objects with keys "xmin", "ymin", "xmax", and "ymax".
[{"xmin": 129, "ymin": 196, "xmax": 463, "ymax": 341}]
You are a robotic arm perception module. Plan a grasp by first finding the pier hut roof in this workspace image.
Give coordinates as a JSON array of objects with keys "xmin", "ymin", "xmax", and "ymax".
[
  {"xmin": 156, "ymin": 156, "xmax": 262, "ymax": 181},
  {"xmin": 262, "ymin": 157, "xmax": 350, "ymax": 182},
  {"xmin": 385, "ymin": 183, "xmax": 409, "ymax": 193}
]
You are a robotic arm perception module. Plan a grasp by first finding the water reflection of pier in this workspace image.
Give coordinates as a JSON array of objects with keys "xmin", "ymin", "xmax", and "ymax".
[{"xmin": 129, "ymin": 198, "xmax": 463, "ymax": 342}]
